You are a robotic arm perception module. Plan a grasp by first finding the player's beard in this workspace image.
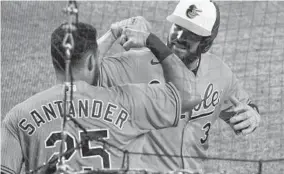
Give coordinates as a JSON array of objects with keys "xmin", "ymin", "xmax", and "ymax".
[{"xmin": 166, "ymin": 38, "xmax": 200, "ymax": 66}]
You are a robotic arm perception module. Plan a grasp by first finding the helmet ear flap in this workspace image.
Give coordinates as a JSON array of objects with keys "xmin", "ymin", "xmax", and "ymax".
[{"xmin": 199, "ymin": 2, "xmax": 220, "ymax": 53}]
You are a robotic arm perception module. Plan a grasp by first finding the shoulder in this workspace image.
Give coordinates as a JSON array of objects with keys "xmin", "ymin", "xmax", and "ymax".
[
  {"xmin": 3, "ymin": 100, "xmax": 30, "ymax": 130},
  {"xmin": 203, "ymin": 53, "xmax": 230, "ymax": 69},
  {"xmin": 24, "ymin": 85, "xmax": 62, "ymax": 104},
  {"xmin": 105, "ymin": 48, "xmax": 157, "ymax": 62},
  {"xmin": 118, "ymin": 48, "xmax": 154, "ymax": 58},
  {"xmin": 3, "ymin": 104, "xmax": 22, "ymax": 124},
  {"xmin": 108, "ymin": 83, "xmax": 148, "ymax": 98},
  {"xmin": 201, "ymin": 52, "xmax": 233, "ymax": 77},
  {"xmin": 4, "ymin": 85, "xmax": 62, "ymax": 119}
]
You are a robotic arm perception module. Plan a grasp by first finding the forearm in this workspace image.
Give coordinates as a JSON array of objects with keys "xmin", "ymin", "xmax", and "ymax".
[
  {"xmin": 97, "ymin": 30, "xmax": 116, "ymax": 58},
  {"xmin": 161, "ymin": 54, "xmax": 199, "ymax": 112},
  {"xmin": 146, "ymin": 34, "xmax": 200, "ymax": 112},
  {"xmin": 161, "ymin": 54, "xmax": 193, "ymax": 93}
]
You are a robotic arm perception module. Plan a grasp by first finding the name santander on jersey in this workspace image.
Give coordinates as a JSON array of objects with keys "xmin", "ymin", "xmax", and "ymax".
[{"xmin": 18, "ymin": 99, "xmax": 129, "ymax": 135}]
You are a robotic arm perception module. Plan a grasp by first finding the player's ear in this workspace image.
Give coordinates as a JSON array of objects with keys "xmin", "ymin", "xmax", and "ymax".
[
  {"xmin": 85, "ymin": 52, "xmax": 96, "ymax": 72},
  {"xmin": 86, "ymin": 55, "xmax": 93, "ymax": 71}
]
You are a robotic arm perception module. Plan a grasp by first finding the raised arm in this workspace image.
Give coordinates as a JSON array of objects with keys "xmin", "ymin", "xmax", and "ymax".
[
  {"xmin": 97, "ymin": 30, "xmax": 117, "ymax": 59},
  {"xmin": 97, "ymin": 16, "xmax": 152, "ymax": 58},
  {"xmin": 121, "ymin": 28, "xmax": 201, "ymax": 113}
]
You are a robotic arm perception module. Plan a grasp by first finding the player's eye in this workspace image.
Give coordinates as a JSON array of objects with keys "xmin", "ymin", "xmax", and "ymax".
[
  {"xmin": 174, "ymin": 24, "xmax": 182, "ymax": 31},
  {"xmin": 187, "ymin": 31, "xmax": 203, "ymax": 41}
]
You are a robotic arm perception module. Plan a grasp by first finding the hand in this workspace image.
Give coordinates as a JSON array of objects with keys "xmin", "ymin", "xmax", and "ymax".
[
  {"xmin": 229, "ymin": 96, "xmax": 261, "ymax": 135},
  {"xmin": 110, "ymin": 16, "xmax": 151, "ymax": 40},
  {"xmin": 120, "ymin": 28, "xmax": 150, "ymax": 51},
  {"xmin": 55, "ymin": 163, "xmax": 75, "ymax": 174}
]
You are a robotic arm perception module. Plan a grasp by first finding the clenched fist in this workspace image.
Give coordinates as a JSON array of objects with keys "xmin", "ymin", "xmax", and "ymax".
[
  {"xmin": 120, "ymin": 28, "xmax": 150, "ymax": 51},
  {"xmin": 110, "ymin": 16, "xmax": 151, "ymax": 40}
]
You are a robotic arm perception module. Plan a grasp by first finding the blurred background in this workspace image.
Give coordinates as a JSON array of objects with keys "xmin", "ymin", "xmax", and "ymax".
[{"xmin": 1, "ymin": 1, "xmax": 283, "ymax": 173}]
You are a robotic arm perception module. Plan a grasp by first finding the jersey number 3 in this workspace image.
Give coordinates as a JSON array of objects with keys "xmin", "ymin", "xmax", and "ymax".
[
  {"xmin": 45, "ymin": 129, "xmax": 110, "ymax": 169},
  {"xmin": 200, "ymin": 122, "xmax": 211, "ymax": 144}
]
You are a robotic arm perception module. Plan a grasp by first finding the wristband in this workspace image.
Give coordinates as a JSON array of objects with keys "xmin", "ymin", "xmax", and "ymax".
[{"xmin": 146, "ymin": 33, "xmax": 172, "ymax": 62}]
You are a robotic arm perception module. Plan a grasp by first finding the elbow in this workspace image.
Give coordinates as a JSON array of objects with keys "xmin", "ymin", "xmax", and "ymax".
[{"xmin": 180, "ymin": 92, "xmax": 201, "ymax": 113}]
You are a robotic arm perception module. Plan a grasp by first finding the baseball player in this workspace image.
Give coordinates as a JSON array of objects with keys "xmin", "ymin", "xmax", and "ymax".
[
  {"xmin": 95, "ymin": 0, "xmax": 261, "ymax": 173},
  {"xmin": 1, "ymin": 22, "xmax": 201, "ymax": 174}
]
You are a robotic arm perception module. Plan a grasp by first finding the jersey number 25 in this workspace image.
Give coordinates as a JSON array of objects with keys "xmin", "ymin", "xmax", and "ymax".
[{"xmin": 45, "ymin": 129, "xmax": 111, "ymax": 169}]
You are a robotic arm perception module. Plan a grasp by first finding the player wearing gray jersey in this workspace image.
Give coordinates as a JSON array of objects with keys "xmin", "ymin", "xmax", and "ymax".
[
  {"xmin": 1, "ymin": 21, "xmax": 201, "ymax": 174},
  {"xmin": 96, "ymin": 0, "xmax": 261, "ymax": 173}
]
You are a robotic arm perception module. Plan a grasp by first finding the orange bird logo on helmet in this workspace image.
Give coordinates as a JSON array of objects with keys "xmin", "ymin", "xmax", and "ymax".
[{"xmin": 186, "ymin": 5, "xmax": 202, "ymax": 19}]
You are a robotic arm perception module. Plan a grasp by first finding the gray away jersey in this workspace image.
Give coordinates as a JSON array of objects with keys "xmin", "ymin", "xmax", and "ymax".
[
  {"xmin": 99, "ymin": 49, "xmax": 250, "ymax": 173},
  {"xmin": 1, "ymin": 80, "xmax": 181, "ymax": 174}
]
